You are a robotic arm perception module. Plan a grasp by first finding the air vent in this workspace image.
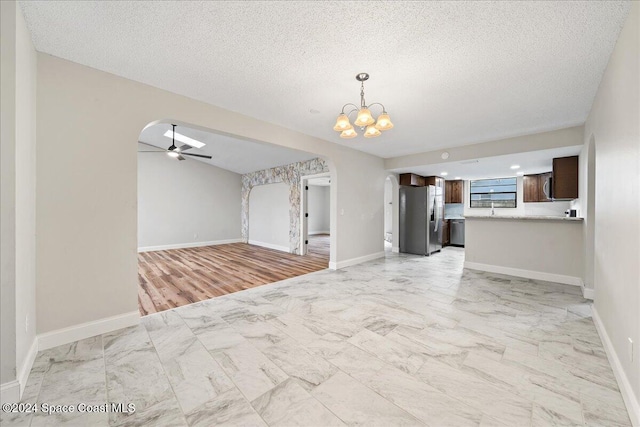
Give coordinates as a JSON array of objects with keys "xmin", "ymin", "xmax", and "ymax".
[{"xmin": 460, "ymin": 159, "xmax": 479, "ymax": 164}]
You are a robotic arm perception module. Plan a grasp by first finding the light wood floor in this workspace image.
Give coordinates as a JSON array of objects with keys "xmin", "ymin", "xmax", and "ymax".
[{"xmin": 138, "ymin": 235, "xmax": 330, "ymax": 316}]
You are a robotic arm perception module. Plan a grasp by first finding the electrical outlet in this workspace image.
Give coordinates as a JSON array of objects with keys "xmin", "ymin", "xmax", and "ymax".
[
  {"xmin": 194, "ymin": 233, "xmax": 198, "ymax": 239},
  {"xmin": 629, "ymin": 338, "xmax": 634, "ymax": 362}
]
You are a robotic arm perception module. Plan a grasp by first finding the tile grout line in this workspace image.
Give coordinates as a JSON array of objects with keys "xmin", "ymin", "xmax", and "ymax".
[{"xmin": 139, "ymin": 319, "xmax": 190, "ymax": 426}]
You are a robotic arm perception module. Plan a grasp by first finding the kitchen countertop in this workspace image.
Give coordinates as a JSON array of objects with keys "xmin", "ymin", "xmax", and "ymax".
[{"xmin": 464, "ymin": 215, "xmax": 583, "ymax": 221}]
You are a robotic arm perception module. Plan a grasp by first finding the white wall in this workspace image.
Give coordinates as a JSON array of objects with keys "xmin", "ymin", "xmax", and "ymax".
[
  {"xmin": 463, "ymin": 177, "xmax": 571, "ymax": 218},
  {"xmin": 308, "ymin": 185, "xmax": 330, "ymax": 234},
  {"xmin": 465, "ymin": 218, "xmax": 584, "ymax": 283},
  {"xmin": 137, "ymin": 143, "xmax": 242, "ymax": 250},
  {"xmin": 248, "ymin": 183, "xmax": 290, "ymax": 252},
  {"xmin": 0, "ymin": 0, "xmax": 37, "ymax": 401},
  {"xmin": 35, "ymin": 53, "xmax": 385, "ymax": 335},
  {"xmin": 583, "ymin": 3, "xmax": 639, "ymax": 422}
]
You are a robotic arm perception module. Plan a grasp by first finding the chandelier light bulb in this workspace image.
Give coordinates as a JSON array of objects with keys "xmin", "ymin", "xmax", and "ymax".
[
  {"xmin": 333, "ymin": 114, "xmax": 352, "ymax": 131},
  {"xmin": 334, "ymin": 73, "xmax": 392, "ymax": 139},
  {"xmin": 354, "ymin": 108, "xmax": 375, "ymax": 127},
  {"xmin": 375, "ymin": 113, "xmax": 394, "ymax": 131},
  {"xmin": 363, "ymin": 125, "xmax": 381, "ymax": 138},
  {"xmin": 340, "ymin": 128, "xmax": 358, "ymax": 139}
]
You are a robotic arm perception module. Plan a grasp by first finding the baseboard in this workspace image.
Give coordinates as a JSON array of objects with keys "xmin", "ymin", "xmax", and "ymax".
[
  {"xmin": 582, "ymin": 286, "xmax": 595, "ymax": 300},
  {"xmin": 138, "ymin": 238, "xmax": 242, "ymax": 253},
  {"xmin": 308, "ymin": 231, "xmax": 330, "ymax": 236},
  {"xmin": 0, "ymin": 381, "xmax": 20, "ymax": 404},
  {"xmin": 592, "ymin": 306, "xmax": 640, "ymax": 426},
  {"xmin": 463, "ymin": 261, "xmax": 583, "ymax": 287},
  {"xmin": 248, "ymin": 240, "xmax": 290, "ymax": 253},
  {"xmin": 328, "ymin": 251, "xmax": 385, "ymax": 270},
  {"xmin": 17, "ymin": 338, "xmax": 38, "ymax": 397},
  {"xmin": 38, "ymin": 311, "xmax": 140, "ymax": 351},
  {"xmin": 392, "ymin": 246, "xmax": 400, "ymax": 253}
]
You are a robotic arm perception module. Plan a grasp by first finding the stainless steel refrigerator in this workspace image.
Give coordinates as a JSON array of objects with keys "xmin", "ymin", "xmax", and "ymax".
[{"xmin": 399, "ymin": 185, "xmax": 443, "ymax": 256}]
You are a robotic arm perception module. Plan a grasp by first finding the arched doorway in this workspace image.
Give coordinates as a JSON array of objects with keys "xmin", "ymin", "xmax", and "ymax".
[
  {"xmin": 384, "ymin": 174, "xmax": 400, "ymax": 253},
  {"xmin": 136, "ymin": 119, "xmax": 335, "ymax": 314}
]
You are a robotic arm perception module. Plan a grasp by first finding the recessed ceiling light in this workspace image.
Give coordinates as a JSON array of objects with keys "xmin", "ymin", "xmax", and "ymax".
[
  {"xmin": 516, "ymin": 171, "xmax": 525, "ymax": 176},
  {"xmin": 454, "ymin": 177, "xmax": 461, "ymax": 180},
  {"xmin": 441, "ymin": 152, "xmax": 450, "ymax": 160},
  {"xmin": 510, "ymin": 165, "xmax": 520, "ymax": 169},
  {"xmin": 441, "ymin": 172, "xmax": 448, "ymax": 176},
  {"xmin": 164, "ymin": 130, "xmax": 205, "ymax": 149}
]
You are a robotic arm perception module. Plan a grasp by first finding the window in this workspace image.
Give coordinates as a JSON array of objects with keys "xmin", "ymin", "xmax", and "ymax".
[{"xmin": 470, "ymin": 177, "xmax": 517, "ymax": 208}]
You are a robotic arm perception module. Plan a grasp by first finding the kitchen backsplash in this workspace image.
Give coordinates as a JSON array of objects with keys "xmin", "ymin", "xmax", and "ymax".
[
  {"xmin": 445, "ymin": 203, "xmax": 464, "ymax": 218},
  {"xmin": 523, "ymin": 201, "xmax": 571, "ymax": 216}
]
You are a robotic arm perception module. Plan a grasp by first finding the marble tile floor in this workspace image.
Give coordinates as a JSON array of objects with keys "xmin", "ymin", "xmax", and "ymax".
[{"xmin": 2, "ymin": 248, "xmax": 632, "ymax": 427}]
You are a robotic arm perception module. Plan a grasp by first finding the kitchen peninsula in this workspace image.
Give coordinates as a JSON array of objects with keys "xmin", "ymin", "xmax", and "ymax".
[{"xmin": 464, "ymin": 215, "xmax": 585, "ymax": 289}]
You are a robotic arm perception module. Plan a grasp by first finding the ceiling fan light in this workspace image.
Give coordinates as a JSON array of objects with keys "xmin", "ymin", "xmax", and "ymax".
[
  {"xmin": 333, "ymin": 114, "xmax": 353, "ymax": 131},
  {"xmin": 363, "ymin": 125, "xmax": 381, "ymax": 138},
  {"xmin": 374, "ymin": 113, "xmax": 394, "ymax": 131},
  {"xmin": 354, "ymin": 108, "xmax": 375, "ymax": 127},
  {"xmin": 167, "ymin": 151, "xmax": 180, "ymax": 158},
  {"xmin": 340, "ymin": 128, "xmax": 358, "ymax": 139}
]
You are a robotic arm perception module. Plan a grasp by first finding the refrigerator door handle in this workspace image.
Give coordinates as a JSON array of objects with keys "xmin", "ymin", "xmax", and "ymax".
[{"xmin": 433, "ymin": 193, "xmax": 438, "ymax": 232}]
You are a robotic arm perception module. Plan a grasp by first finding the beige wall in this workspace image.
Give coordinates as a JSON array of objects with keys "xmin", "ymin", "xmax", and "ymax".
[
  {"xmin": 308, "ymin": 185, "xmax": 330, "ymax": 234},
  {"xmin": 1, "ymin": 0, "xmax": 18, "ymax": 387},
  {"xmin": 0, "ymin": 1, "xmax": 37, "ymax": 398},
  {"xmin": 137, "ymin": 144, "xmax": 242, "ymax": 250},
  {"xmin": 36, "ymin": 53, "xmax": 386, "ymax": 334},
  {"xmin": 584, "ymin": 2, "xmax": 639, "ymax": 415},
  {"xmin": 14, "ymin": 1, "xmax": 38, "ymax": 391},
  {"xmin": 385, "ymin": 126, "xmax": 584, "ymax": 171},
  {"xmin": 465, "ymin": 218, "xmax": 584, "ymax": 281}
]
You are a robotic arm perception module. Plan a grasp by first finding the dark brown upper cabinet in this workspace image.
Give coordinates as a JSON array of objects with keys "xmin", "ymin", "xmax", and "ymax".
[
  {"xmin": 424, "ymin": 176, "xmax": 445, "ymax": 188},
  {"xmin": 445, "ymin": 180, "xmax": 463, "ymax": 204},
  {"xmin": 399, "ymin": 173, "xmax": 425, "ymax": 187},
  {"xmin": 523, "ymin": 172, "xmax": 553, "ymax": 203},
  {"xmin": 552, "ymin": 156, "xmax": 579, "ymax": 200}
]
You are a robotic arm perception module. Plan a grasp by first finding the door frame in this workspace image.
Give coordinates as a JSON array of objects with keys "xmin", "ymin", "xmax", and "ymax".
[{"xmin": 299, "ymin": 172, "xmax": 331, "ymax": 255}]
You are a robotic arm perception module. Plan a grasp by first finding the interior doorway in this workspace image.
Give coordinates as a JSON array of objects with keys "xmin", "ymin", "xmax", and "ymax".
[
  {"xmin": 384, "ymin": 175, "xmax": 400, "ymax": 252},
  {"xmin": 300, "ymin": 173, "xmax": 331, "ymax": 263}
]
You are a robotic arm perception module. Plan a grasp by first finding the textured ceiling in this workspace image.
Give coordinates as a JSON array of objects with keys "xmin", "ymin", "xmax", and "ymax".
[
  {"xmin": 139, "ymin": 123, "xmax": 316, "ymax": 174},
  {"xmin": 20, "ymin": 1, "xmax": 630, "ymax": 158}
]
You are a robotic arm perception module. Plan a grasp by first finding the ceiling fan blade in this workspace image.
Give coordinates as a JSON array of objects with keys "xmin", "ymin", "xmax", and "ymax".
[
  {"xmin": 178, "ymin": 145, "xmax": 193, "ymax": 152},
  {"xmin": 138, "ymin": 150, "xmax": 166, "ymax": 153},
  {"xmin": 177, "ymin": 154, "xmax": 186, "ymax": 161},
  {"xmin": 181, "ymin": 153, "xmax": 213, "ymax": 159}
]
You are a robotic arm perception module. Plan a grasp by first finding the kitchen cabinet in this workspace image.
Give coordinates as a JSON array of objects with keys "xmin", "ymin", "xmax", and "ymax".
[
  {"xmin": 399, "ymin": 173, "xmax": 425, "ymax": 187},
  {"xmin": 523, "ymin": 172, "xmax": 553, "ymax": 203},
  {"xmin": 424, "ymin": 176, "xmax": 443, "ymax": 188},
  {"xmin": 552, "ymin": 156, "xmax": 578, "ymax": 200},
  {"xmin": 442, "ymin": 219, "xmax": 450, "ymax": 246},
  {"xmin": 445, "ymin": 180, "xmax": 463, "ymax": 204}
]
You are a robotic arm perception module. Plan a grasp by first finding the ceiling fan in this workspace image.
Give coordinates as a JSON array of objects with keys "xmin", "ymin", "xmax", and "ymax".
[{"xmin": 138, "ymin": 124, "xmax": 212, "ymax": 161}]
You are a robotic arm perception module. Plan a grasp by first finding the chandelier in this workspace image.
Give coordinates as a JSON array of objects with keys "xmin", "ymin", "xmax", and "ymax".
[{"xmin": 333, "ymin": 73, "xmax": 394, "ymax": 139}]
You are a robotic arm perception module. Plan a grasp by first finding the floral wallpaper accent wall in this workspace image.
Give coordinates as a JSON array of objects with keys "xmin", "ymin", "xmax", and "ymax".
[{"xmin": 242, "ymin": 158, "xmax": 329, "ymax": 254}]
